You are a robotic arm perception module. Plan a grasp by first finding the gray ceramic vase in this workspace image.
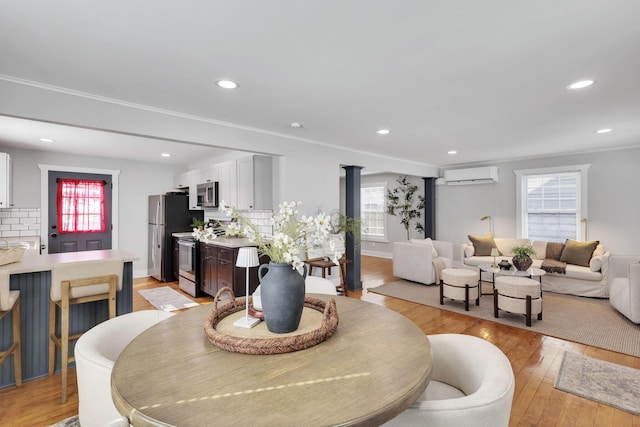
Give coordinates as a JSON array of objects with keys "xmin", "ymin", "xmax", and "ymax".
[{"xmin": 258, "ymin": 262, "xmax": 307, "ymax": 333}]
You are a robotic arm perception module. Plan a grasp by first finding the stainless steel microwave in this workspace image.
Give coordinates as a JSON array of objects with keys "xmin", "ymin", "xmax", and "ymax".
[{"xmin": 196, "ymin": 182, "xmax": 219, "ymax": 208}]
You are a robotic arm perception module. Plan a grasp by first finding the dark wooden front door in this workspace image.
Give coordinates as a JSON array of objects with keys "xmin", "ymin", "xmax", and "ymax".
[{"xmin": 47, "ymin": 171, "xmax": 113, "ymax": 253}]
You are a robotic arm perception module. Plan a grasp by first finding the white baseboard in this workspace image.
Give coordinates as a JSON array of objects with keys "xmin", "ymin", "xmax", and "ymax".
[{"xmin": 361, "ymin": 249, "xmax": 393, "ymax": 259}]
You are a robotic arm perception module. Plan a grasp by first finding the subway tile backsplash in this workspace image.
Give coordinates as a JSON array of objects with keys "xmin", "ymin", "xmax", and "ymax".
[
  {"xmin": 205, "ymin": 209, "xmax": 273, "ymax": 239},
  {"xmin": 0, "ymin": 208, "xmax": 41, "ymax": 237}
]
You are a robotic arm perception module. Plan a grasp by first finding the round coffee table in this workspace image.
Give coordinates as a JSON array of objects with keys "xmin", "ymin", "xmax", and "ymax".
[{"xmin": 479, "ymin": 263, "xmax": 546, "ymax": 295}]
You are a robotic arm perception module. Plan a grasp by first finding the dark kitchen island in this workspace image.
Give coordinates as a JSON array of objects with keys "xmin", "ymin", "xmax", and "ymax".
[{"xmin": 0, "ymin": 249, "xmax": 137, "ymax": 388}]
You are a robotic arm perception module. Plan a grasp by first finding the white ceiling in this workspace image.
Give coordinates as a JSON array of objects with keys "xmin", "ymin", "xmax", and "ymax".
[{"xmin": 1, "ymin": 1, "xmax": 639, "ymax": 167}]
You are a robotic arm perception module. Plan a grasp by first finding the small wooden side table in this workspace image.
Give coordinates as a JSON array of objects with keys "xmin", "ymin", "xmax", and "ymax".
[{"xmin": 304, "ymin": 256, "xmax": 350, "ymax": 296}]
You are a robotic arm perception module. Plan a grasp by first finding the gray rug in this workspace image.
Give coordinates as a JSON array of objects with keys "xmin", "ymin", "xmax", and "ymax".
[
  {"xmin": 138, "ymin": 286, "xmax": 200, "ymax": 311},
  {"xmin": 368, "ymin": 280, "xmax": 640, "ymax": 357},
  {"xmin": 47, "ymin": 415, "xmax": 79, "ymax": 427},
  {"xmin": 555, "ymin": 352, "xmax": 640, "ymax": 415}
]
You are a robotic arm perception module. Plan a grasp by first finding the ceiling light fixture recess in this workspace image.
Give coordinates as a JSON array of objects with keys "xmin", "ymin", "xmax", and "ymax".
[
  {"xmin": 216, "ymin": 79, "xmax": 238, "ymax": 89},
  {"xmin": 290, "ymin": 122, "xmax": 302, "ymax": 128},
  {"xmin": 567, "ymin": 80, "xmax": 595, "ymax": 90},
  {"xmin": 448, "ymin": 150, "xmax": 457, "ymax": 155},
  {"xmin": 595, "ymin": 128, "xmax": 612, "ymax": 134},
  {"xmin": 40, "ymin": 138, "xmax": 54, "ymax": 143},
  {"xmin": 161, "ymin": 153, "xmax": 171, "ymax": 157},
  {"xmin": 376, "ymin": 129, "xmax": 390, "ymax": 135}
]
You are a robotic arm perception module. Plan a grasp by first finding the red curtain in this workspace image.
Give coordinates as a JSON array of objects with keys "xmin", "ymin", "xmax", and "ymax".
[{"xmin": 57, "ymin": 179, "xmax": 106, "ymax": 233}]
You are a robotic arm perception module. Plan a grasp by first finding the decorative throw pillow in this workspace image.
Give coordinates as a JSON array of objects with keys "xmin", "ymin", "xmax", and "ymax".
[
  {"xmin": 467, "ymin": 233, "xmax": 499, "ymax": 256},
  {"xmin": 560, "ymin": 239, "xmax": 600, "ymax": 267},
  {"xmin": 592, "ymin": 244, "xmax": 606, "ymax": 258},
  {"xmin": 464, "ymin": 244, "xmax": 475, "ymax": 257},
  {"xmin": 410, "ymin": 238, "xmax": 438, "ymax": 257},
  {"xmin": 425, "ymin": 238, "xmax": 439, "ymax": 257}
]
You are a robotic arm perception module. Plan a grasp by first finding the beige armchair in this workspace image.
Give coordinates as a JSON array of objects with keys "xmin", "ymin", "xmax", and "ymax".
[
  {"xmin": 609, "ymin": 255, "xmax": 640, "ymax": 324},
  {"xmin": 392, "ymin": 239, "xmax": 453, "ymax": 285}
]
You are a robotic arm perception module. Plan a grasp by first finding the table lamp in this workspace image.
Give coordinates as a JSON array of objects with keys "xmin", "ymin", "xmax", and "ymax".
[
  {"xmin": 233, "ymin": 246, "xmax": 261, "ymax": 328},
  {"xmin": 490, "ymin": 248, "xmax": 499, "ymax": 268}
]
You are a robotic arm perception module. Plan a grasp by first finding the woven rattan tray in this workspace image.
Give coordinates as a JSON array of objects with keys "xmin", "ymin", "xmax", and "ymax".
[
  {"xmin": 203, "ymin": 287, "xmax": 339, "ymax": 355},
  {"xmin": 0, "ymin": 239, "xmax": 26, "ymax": 266}
]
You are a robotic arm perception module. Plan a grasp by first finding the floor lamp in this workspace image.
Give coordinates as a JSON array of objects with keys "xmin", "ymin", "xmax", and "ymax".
[
  {"xmin": 581, "ymin": 218, "xmax": 588, "ymax": 241},
  {"xmin": 480, "ymin": 215, "xmax": 493, "ymax": 235},
  {"xmin": 233, "ymin": 246, "xmax": 261, "ymax": 328}
]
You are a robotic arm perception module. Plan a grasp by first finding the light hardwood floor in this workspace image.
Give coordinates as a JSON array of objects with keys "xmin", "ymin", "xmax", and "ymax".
[{"xmin": 1, "ymin": 256, "xmax": 639, "ymax": 426}]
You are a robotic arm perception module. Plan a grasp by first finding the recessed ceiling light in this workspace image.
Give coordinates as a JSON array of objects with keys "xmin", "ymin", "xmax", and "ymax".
[
  {"xmin": 216, "ymin": 79, "xmax": 238, "ymax": 89},
  {"xmin": 161, "ymin": 153, "xmax": 171, "ymax": 157},
  {"xmin": 567, "ymin": 80, "xmax": 595, "ymax": 90},
  {"xmin": 595, "ymin": 128, "xmax": 612, "ymax": 134},
  {"xmin": 290, "ymin": 122, "xmax": 302, "ymax": 128},
  {"xmin": 40, "ymin": 138, "xmax": 54, "ymax": 143},
  {"xmin": 448, "ymin": 150, "xmax": 457, "ymax": 155},
  {"xmin": 376, "ymin": 129, "xmax": 390, "ymax": 135}
]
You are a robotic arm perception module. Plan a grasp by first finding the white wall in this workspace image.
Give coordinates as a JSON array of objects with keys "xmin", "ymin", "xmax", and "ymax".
[
  {"xmin": 0, "ymin": 146, "xmax": 181, "ymax": 278},
  {"xmin": 355, "ymin": 173, "xmax": 426, "ymax": 258},
  {"xmin": 437, "ymin": 147, "xmax": 640, "ymax": 259}
]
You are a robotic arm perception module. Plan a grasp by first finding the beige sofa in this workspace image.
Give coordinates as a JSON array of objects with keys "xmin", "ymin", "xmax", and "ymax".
[
  {"xmin": 393, "ymin": 239, "xmax": 453, "ymax": 285},
  {"xmin": 461, "ymin": 237, "xmax": 610, "ymax": 298}
]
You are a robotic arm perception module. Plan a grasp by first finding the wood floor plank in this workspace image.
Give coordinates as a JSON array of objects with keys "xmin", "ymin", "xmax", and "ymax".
[{"xmin": 2, "ymin": 256, "xmax": 638, "ymax": 426}]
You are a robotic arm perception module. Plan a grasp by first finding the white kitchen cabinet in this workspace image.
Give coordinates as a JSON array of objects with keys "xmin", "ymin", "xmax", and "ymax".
[
  {"xmin": 200, "ymin": 165, "xmax": 219, "ymax": 184},
  {"xmin": 236, "ymin": 155, "xmax": 273, "ymax": 210},
  {"xmin": 217, "ymin": 161, "xmax": 237, "ymax": 207},
  {"xmin": 173, "ymin": 169, "xmax": 201, "ymax": 210},
  {"xmin": 0, "ymin": 153, "xmax": 12, "ymax": 208}
]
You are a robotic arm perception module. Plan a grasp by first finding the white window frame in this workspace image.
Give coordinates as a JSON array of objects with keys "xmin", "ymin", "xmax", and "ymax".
[
  {"xmin": 515, "ymin": 164, "xmax": 589, "ymax": 241},
  {"xmin": 361, "ymin": 182, "xmax": 388, "ymax": 242}
]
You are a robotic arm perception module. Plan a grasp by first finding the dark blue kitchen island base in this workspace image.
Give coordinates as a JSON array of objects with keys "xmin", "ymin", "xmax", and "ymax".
[{"xmin": 0, "ymin": 262, "xmax": 133, "ymax": 388}]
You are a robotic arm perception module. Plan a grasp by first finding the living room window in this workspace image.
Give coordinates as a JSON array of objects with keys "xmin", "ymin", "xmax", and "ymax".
[
  {"xmin": 361, "ymin": 184, "xmax": 387, "ymax": 241},
  {"xmin": 515, "ymin": 165, "xmax": 589, "ymax": 242}
]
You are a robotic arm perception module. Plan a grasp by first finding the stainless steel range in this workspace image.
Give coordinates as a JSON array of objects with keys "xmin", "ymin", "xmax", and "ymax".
[{"xmin": 177, "ymin": 237, "xmax": 199, "ymax": 297}]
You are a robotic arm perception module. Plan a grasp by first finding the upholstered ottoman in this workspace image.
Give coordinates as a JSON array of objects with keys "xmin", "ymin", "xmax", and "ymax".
[
  {"xmin": 440, "ymin": 268, "xmax": 480, "ymax": 311},
  {"xmin": 494, "ymin": 276, "xmax": 542, "ymax": 327}
]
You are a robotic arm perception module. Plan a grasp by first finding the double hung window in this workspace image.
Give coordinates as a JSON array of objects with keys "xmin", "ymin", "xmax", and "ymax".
[
  {"xmin": 361, "ymin": 184, "xmax": 387, "ymax": 241},
  {"xmin": 515, "ymin": 165, "xmax": 589, "ymax": 242}
]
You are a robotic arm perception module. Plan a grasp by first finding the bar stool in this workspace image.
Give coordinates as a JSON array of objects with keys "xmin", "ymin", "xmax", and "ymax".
[
  {"xmin": 48, "ymin": 258, "xmax": 124, "ymax": 403},
  {"xmin": 0, "ymin": 270, "xmax": 21, "ymax": 387}
]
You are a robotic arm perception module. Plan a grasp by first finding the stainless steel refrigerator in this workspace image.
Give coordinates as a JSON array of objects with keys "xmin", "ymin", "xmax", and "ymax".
[{"xmin": 148, "ymin": 193, "xmax": 203, "ymax": 282}]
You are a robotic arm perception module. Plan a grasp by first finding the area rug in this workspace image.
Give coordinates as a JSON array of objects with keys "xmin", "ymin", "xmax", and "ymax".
[
  {"xmin": 47, "ymin": 415, "xmax": 79, "ymax": 427},
  {"xmin": 138, "ymin": 286, "xmax": 200, "ymax": 311},
  {"xmin": 555, "ymin": 352, "xmax": 640, "ymax": 415},
  {"xmin": 367, "ymin": 280, "xmax": 640, "ymax": 357}
]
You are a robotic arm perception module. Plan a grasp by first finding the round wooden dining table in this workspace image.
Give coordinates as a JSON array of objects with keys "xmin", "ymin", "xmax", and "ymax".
[{"xmin": 111, "ymin": 295, "xmax": 432, "ymax": 426}]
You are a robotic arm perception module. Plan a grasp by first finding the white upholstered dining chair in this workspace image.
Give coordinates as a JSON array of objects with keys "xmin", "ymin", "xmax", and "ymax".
[
  {"xmin": 305, "ymin": 276, "xmax": 339, "ymax": 295},
  {"xmin": 383, "ymin": 333, "xmax": 515, "ymax": 427},
  {"xmin": 74, "ymin": 310, "xmax": 175, "ymax": 427}
]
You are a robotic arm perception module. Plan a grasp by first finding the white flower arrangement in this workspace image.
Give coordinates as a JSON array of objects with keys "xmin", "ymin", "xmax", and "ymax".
[
  {"xmin": 217, "ymin": 200, "xmax": 338, "ymax": 270},
  {"xmin": 192, "ymin": 225, "xmax": 217, "ymax": 242}
]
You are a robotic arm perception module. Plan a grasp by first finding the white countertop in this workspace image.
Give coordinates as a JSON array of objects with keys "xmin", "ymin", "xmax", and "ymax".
[
  {"xmin": 0, "ymin": 249, "xmax": 139, "ymax": 275},
  {"xmin": 200, "ymin": 237, "xmax": 259, "ymax": 249},
  {"xmin": 172, "ymin": 232, "xmax": 194, "ymax": 238}
]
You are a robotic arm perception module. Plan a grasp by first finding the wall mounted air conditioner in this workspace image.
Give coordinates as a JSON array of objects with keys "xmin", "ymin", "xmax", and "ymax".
[{"xmin": 443, "ymin": 166, "xmax": 499, "ymax": 185}]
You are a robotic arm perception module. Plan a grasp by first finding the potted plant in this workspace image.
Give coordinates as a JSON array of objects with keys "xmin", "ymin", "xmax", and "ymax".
[
  {"xmin": 511, "ymin": 244, "xmax": 536, "ymax": 271},
  {"xmin": 190, "ymin": 217, "xmax": 206, "ymax": 230},
  {"xmin": 386, "ymin": 176, "xmax": 425, "ymax": 240}
]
